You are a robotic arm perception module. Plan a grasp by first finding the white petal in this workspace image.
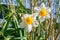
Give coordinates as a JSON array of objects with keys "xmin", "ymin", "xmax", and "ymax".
[
  {"xmin": 34, "ymin": 6, "xmax": 42, "ymax": 13},
  {"xmin": 19, "ymin": 22, "xmax": 25, "ymax": 28},
  {"xmin": 39, "ymin": 16, "xmax": 45, "ymax": 22},
  {"xmin": 26, "ymin": 25, "xmax": 32, "ymax": 32},
  {"xmin": 0, "ymin": 19, "xmax": 6, "ymax": 28},
  {"xmin": 31, "ymin": 13, "xmax": 38, "ymax": 21},
  {"xmin": 23, "ymin": 14, "xmax": 31, "ymax": 18},
  {"xmin": 0, "ymin": 19, "xmax": 6, "ymax": 24},
  {"xmin": 40, "ymin": 3, "xmax": 46, "ymax": 8},
  {"xmin": 32, "ymin": 20, "xmax": 38, "ymax": 27},
  {"xmin": 47, "ymin": 7, "xmax": 51, "ymax": 13},
  {"xmin": 34, "ymin": 6, "xmax": 40, "ymax": 11},
  {"xmin": 45, "ymin": 13, "xmax": 50, "ymax": 19}
]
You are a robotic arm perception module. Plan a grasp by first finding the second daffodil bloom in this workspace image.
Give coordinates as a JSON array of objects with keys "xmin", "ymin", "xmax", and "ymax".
[
  {"xmin": 34, "ymin": 3, "xmax": 51, "ymax": 22},
  {"xmin": 20, "ymin": 13, "xmax": 38, "ymax": 32}
]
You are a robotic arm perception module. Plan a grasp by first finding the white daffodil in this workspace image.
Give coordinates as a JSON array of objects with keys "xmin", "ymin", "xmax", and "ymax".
[
  {"xmin": 0, "ymin": 19, "xmax": 12, "ymax": 28},
  {"xmin": 20, "ymin": 13, "xmax": 38, "ymax": 32},
  {"xmin": 0, "ymin": 19, "xmax": 6, "ymax": 27},
  {"xmin": 34, "ymin": 3, "xmax": 51, "ymax": 22}
]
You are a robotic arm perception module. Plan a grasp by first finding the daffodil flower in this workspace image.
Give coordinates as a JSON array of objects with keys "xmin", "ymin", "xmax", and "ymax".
[
  {"xmin": 34, "ymin": 3, "xmax": 51, "ymax": 22},
  {"xmin": 0, "ymin": 19, "xmax": 12, "ymax": 28},
  {"xmin": 0, "ymin": 19, "xmax": 6, "ymax": 27},
  {"xmin": 20, "ymin": 13, "xmax": 38, "ymax": 32}
]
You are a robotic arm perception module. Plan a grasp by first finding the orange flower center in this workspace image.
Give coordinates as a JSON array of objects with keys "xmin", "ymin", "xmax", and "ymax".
[
  {"xmin": 25, "ymin": 17, "xmax": 33, "ymax": 25},
  {"xmin": 39, "ymin": 9, "xmax": 47, "ymax": 17}
]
